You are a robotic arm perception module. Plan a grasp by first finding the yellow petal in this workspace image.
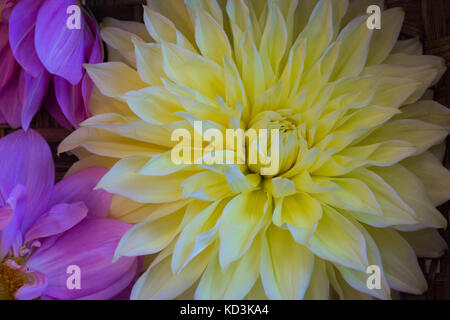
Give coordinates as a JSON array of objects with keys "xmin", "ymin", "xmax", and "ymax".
[
  {"xmin": 303, "ymin": 257, "xmax": 329, "ymax": 300},
  {"xmin": 134, "ymin": 41, "xmax": 165, "ymax": 86},
  {"xmin": 131, "ymin": 244, "xmax": 213, "ymax": 299},
  {"xmin": 97, "ymin": 156, "xmax": 193, "ymax": 203},
  {"xmin": 162, "ymin": 43, "xmax": 225, "ymax": 99},
  {"xmin": 362, "ymin": 119, "xmax": 448, "ymax": 155},
  {"xmin": 59, "ymin": 127, "xmax": 165, "ymax": 158},
  {"xmin": 182, "ymin": 171, "xmax": 234, "ymax": 201},
  {"xmin": 114, "ymin": 204, "xmax": 188, "ymax": 257},
  {"xmin": 343, "ymin": 168, "xmax": 419, "ymax": 227},
  {"xmin": 402, "ymin": 152, "xmax": 450, "ymax": 206},
  {"xmin": 195, "ymin": 9, "xmax": 231, "ymax": 65},
  {"xmin": 219, "ymin": 190, "xmax": 270, "ymax": 269},
  {"xmin": 330, "ymin": 15, "xmax": 373, "ymax": 80},
  {"xmin": 393, "ymin": 100, "xmax": 450, "ymax": 130},
  {"xmin": 84, "ymin": 62, "xmax": 147, "ymax": 98},
  {"xmin": 366, "ymin": 8, "xmax": 404, "ymax": 65},
  {"xmin": 366, "ymin": 226, "xmax": 428, "ymax": 295},
  {"xmin": 334, "ymin": 216, "xmax": 391, "ymax": 299},
  {"xmin": 196, "ymin": 237, "xmax": 261, "ymax": 299},
  {"xmin": 309, "ymin": 205, "xmax": 368, "ymax": 271},
  {"xmin": 400, "ymin": 229, "xmax": 448, "ymax": 259},
  {"xmin": 372, "ymin": 165, "xmax": 448, "ymax": 230},
  {"xmin": 272, "ymin": 192, "xmax": 322, "ymax": 244},
  {"xmin": 123, "ymin": 86, "xmax": 183, "ymax": 125},
  {"xmin": 146, "ymin": 0, "xmax": 195, "ymax": 42},
  {"xmin": 172, "ymin": 200, "xmax": 226, "ymax": 273},
  {"xmin": 260, "ymin": 225, "xmax": 314, "ymax": 299}
]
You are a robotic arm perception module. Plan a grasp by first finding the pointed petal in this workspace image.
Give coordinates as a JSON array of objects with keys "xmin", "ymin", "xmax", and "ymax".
[
  {"xmin": 260, "ymin": 226, "xmax": 314, "ymax": 299},
  {"xmin": 35, "ymin": 0, "xmax": 85, "ymax": 84},
  {"xmin": 21, "ymin": 70, "xmax": 51, "ymax": 130},
  {"xmin": 8, "ymin": 0, "xmax": 44, "ymax": 77},
  {"xmin": 219, "ymin": 191, "xmax": 270, "ymax": 269},
  {"xmin": 366, "ymin": 226, "xmax": 428, "ymax": 295}
]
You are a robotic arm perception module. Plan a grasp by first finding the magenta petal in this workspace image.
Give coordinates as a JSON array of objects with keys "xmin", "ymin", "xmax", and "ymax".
[
  {"xmin": 80, "ymin": 259, "xmax": 139, "ymax": 300},
  {"xmin": 21, "ymin": 70, "xmax": 51, "ymax": 130},
  {"xmin": 0, "ymin": 66, "xmax": 25, "ymax": 128},
  {"xmin": 0, "ymin": 205, "xmax": 13, "ymax": 230},
  {"xmin": 0, "ymin": 130, "xmax": 54, "ymax": 232},
  {"xmin": 49, "ymin": 167, "xmax": 112, "ymax": 218},
  {"xmin": 0, "ymin": 184, "xmax": 26, "ymax": 259},
  {"xmin": 0, "ymin": 21, "xmax": 16, "ymax": 88},
  {"xmin": 27, "ymin": 217, "xmax": 137, "ymax": 300},
  {"xmin": 15, "ymin": 269, "xmax": 48, "ymax": 300},
  {"xmin": 8, "ymin": 0, "xmax": 45, "ymax": 77},
  {"xmin": 25, "ymin": 202, "xmax": 88, "ymax": 244},
  {"xmin": 35, "ymin": 0, "xmax": 85, "ymax": 84},
  {"xmin": 0, "ymin": 109, "xmax": 5, "ymax": 124},
  {"xmin": 43, "ymin": 80, "xmax": 73, "ymax": 130},
  {"xmin": 54, "ymin": 76, "xmax": 86, "ymax": 128}
]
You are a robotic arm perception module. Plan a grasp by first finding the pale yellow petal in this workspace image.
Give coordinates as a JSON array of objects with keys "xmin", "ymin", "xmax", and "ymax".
[
  {"xmin": 219, "ymin": 190, "xmax": 270, "ymax": 269},
  {"xmin": 260, "ymin": 225, "xmax": 314, "ymax": 299}
]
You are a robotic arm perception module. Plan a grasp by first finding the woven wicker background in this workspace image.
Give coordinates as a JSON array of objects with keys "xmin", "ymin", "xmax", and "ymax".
[{"xmin": 0, "ymin": 0, "xmax": 449, "ymax": 299}]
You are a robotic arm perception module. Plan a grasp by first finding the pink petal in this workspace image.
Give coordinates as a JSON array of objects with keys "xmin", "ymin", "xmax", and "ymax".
[
  {"xmin": 24, "ymin": 202, "xmax": 88, "ymax": 244},
  {"xmin": 0, "ymin": 130, "xmax": 54, "ymax": 232},
  {"xmin": 15, "ymin": 269, "xmax": 48, "ymax": 300},
  {"xmin": 54, "ymin": 76, "xmax": 86, "ymax": 128},
  {"xmin": 0, "ymin": 109, "xmax": 5, "ymax": 124},
  {"xmin": 81, "ymin": 14, "xmax": 103, "ymax": 118},
  {"xmin": 0, "ymin": 21, "xmax": 16, "ymax": 88},
  {"xmin": 8, "ymin": 0, "xmax": 45, "ymax": 77},
  {"xmin": 35, "ymin": 0, "xmax": 85, "ymax": 84},
  {"xmin": 0, "ymin": 204, "xmax": 14, "ymax": 230},
  {"xmin": 0, "ymin": 66, "xmax": 25, "ymax": 128},
  {"xmin": 26, "ymin": 217, "xmax": 137, "ymax": 300},
  {"xmin": 43, "ymin": 80, "xmax": 73, "ymax": 130},
  {"xmin": 0, "ymin": 184, "xmax": 26, "ymax": 259},
  {"xmin": 21, "ymin": 70, "xmax": 51, "ymax": 130},
  {"xmin": 49, "ymin": 167, "xmax": 112, "ymax": 218}
]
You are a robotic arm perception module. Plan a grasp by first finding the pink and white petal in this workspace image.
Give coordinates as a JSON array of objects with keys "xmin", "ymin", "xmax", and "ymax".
[
  {"xmin": 54, "ymin": 76, "xmax": 87, "ymax": 128},
  {"xmin": 15, "ymin": 269, "xmax": 48, "ymax": 300},
  {"xmin": 35, "ymin": 0, "xmax": 85, "ymax": 84},
  {"xmin": 26, "ymin": 217, "xmax": 137, "ymax": 300},
  {"xmin": 24, "ymin": 202, "xmax": 88, "ymax": 244},
  {"xmin": 43, "ymin": 80, "xmax": 73, "ymax": 130},
  {"xmin": 0, "ymin": 130, "xmax": 54, "ymax": 232},
  {"xmin": 21, "ymin": 70, "xmax": 51, "ymax": 130},
  {"xmin": 0, "ymin": 67, "xmax": 25, "ymax": 128},
  {"xmin": 8, "ymin": 0, "xmax": 45, "ymax": 77},
  {"xmin": 49, "ymin": 167, "xmax": 112, "ymax": 218}
]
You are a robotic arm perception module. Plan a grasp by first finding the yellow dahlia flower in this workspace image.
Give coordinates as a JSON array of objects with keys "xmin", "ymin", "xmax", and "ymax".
[{"xmin": 60, "ymin": 0, "xmax": 450, "ymax": 300}]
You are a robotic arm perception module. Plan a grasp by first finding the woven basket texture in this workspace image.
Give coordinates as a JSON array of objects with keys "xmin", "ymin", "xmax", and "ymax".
[{"xmin": 0, "ymin": 0, "xmax": 449, "ymax": 300}]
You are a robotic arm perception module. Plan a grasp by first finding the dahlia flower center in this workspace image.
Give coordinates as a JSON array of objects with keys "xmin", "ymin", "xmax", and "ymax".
[
  {"xmin": 247, "ymin": 111, "xmax": 300, "ymax": 176},
  {"xmin": 0, "ymin": 263, "xmax": 26, "ymax": 300}
]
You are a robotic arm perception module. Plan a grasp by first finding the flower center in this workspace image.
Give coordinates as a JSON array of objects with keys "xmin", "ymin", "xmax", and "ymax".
[
  {"xmin": 0, "ymin": 263, "xmax": 26, "ymax": 300},
  {"xmin": 247, "ymin": 111, "xmax": 300, "ymax": 177}
]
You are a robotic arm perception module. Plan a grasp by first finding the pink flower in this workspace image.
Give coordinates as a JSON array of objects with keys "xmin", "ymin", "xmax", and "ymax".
[
  {"xmin": 0, "ymin": 129, "xmax": 140, "ymax": 300},
  {"xmin": 0, "ymin": 0, "xmax": 103, "ymax": 130}
]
